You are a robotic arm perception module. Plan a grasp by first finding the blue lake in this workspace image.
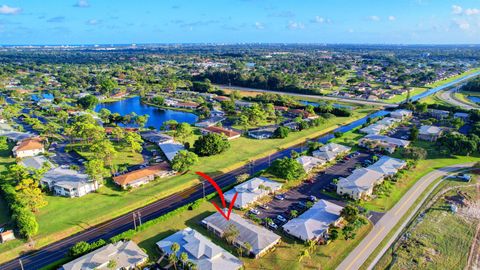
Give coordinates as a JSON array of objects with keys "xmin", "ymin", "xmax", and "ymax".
[
  {"xmin": 468, "ymin": 96, "xmax": 480, "ymax": 103},
  {"xmin": 94, "ymin": 96, "xmax": 198, "ymax": 129}
]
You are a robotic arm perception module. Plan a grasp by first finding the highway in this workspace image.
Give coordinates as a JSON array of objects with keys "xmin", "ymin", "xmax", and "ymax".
[
  {"xmin": 438, "ymin": 87, "xmax": 479, "ymax": 110},
  {"xmin": 336, "ymin": 163, "xmax": 475, "ymax": 270}
]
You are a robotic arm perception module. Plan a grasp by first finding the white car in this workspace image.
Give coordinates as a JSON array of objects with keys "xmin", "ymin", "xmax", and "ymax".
[
  {"xmin": 268, "ymin": 222, "xmax": 278, "ymax": 230},
  {"xmin": 276, "ymin": 215, "xmax": 287, "ymax": 223},
  {"xmin": 250, "ymin": 209, "xmax": 261, "ymax": 215}
]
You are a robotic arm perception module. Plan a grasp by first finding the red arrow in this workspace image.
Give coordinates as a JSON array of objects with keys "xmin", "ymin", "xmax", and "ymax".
[{"xmin": 196, "ymin": 171, "xmax": 238, "ymax": 221}]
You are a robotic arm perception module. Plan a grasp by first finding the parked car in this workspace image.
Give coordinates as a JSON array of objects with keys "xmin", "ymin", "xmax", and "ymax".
[
  {"xmin": 276, "ymin": 215, "xmax": 287, "ymax": 223},
  {"xmin": 259, "ymin": 204, "xmax": 270, "ymax": 210},
  {"xmin": 250, "ymin": 209, "xmax": 261, "ymax": 215},
  {"xmin": 274, "ymin": 194, "xmax": 286, "ymax": 200},
  {"xmin": 296, "ymin": 201, "xmax": 307, "ymax": 209},
  {"xmin": 309, "ymin": 195, "xmax": 317, "ymax": 202},
  {"xmin": 267, "ymin": 221, "xmax": 278, "ymax": 230}
]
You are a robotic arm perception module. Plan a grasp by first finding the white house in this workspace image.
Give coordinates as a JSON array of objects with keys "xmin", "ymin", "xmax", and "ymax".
[
  {"xmin": 41, "ymin": 167, "xmax": 98, "ymax": 197},
  {"xmin": 368, "ymin": 156, "xmax": 407, "ymax": 176},
  {"xmin": 282, "ymin": 199, "xmax": 343, "ymax": 242},
  {"xmin": 358, "ymin": 134, "xmax": 410, "ymax": 154},
  {"xmin": 418, "ymin": 125, "xmax": 443, "ymax": 142},
  {"xmin": 312, "ymin": 143, "xmax": 351, "ymax": 161},
  {"xmin": 336, "ymin": 168, "xmax": 385, "ymax": 200},
  {"xmin": 224, "ymin": 177, "xmax": 282, "ymax": 209},
  {"xmin": 12, "ymin": 137, "xmax": 45, "ymax": 158},
  {"xmin": 61, "ymin": 241, "xmax": 148, "ymax": 270},
  {"xmin": 390, "ymin": 109, "xmax": 413, "ymax": 120},
  {"xmin": 296, "ymin": 156, "xmax": 326, "ymax": 173},
  {"xmin": 157, "ymin": 227, "xmax": 243, "ymax": 270}
]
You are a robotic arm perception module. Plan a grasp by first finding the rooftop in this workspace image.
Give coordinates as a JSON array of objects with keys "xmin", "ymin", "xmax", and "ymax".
[
  {"xmin": 113, "ymin": 162, "xmax": 170, "ymax": 186},
  {"xmin": 224, "ymin": 177, "xmax": 282, "ymax": 208},
  {"xmin": 42, "ymin": 167, "xmax": 92, "ymax": 190},
  {"xmin": 337, "ymin": 168, "xmax": 384, "ymax": 193}
]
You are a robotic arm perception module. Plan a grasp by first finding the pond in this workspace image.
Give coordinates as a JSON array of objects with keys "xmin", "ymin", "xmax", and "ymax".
[
  {"xmin": 468, "ymin": 96, "xmax": 480, "ymax": 104},
  {"xmin": 94, "ymin": 96, "xmax": 198, "ymax": 129}
]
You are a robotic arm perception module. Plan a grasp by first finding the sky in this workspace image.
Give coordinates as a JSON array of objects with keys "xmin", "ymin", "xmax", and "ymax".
[{"xmin": 0, "ymin": 0, "xmax": 479, "ymax": 45}]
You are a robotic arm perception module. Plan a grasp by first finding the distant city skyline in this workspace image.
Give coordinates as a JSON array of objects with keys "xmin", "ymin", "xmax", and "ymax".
[{"xmin": 0, "ymin": 0, "xmax": 479, "ymax": 45}]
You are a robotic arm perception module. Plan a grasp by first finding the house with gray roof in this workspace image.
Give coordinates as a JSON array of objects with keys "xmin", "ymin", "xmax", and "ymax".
[
  {"xmin": 296, "ymin": 155, "xmax": 326, "ymax": 173},
  {"xmin": 418, "ymin": 125, "xmax": 443, "ymax": 142},
  {"xmin": 223, "ymin": 177, "xmax": 282, "ymax": 209},
  {"xmin": 41, "ymin": 167, "xmax": 98, "ymax": 197},
  {"xmin": 336, "ymin": 168, "xmax": 385, "ymax": 200},
  {"xmin": 157, "ymin": 227, "xmax": 242, "ymax": 270},
  {"xmin": 390, "ymin": 109, "xmax": 413, "ymax": 120},
  {"xmin": 312, "ymin": 143, "xmax": 351, "ymax": 161},
  {"xmin": 282, "ymin": 199, "xmax": 343, "ymax": 242},
  {"xmin": 202, "ymin": 212, "xmax": 281, "ymax": 258},
  {"xmin": 61, "ymin": 240, "xmax": 148, "ymax": 270},
  {"xmin": 358, "ymin": 134, "xmax": 410, "ymax": 153},
  {"xmin": 368, "ymin": 156, "xmax": 407, "ymax": 176},
  {"xmin": 18, "ymin": 155, "xmax": 54, "ymax": 171}
]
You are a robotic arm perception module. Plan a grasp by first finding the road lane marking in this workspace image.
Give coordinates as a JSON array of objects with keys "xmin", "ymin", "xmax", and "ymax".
[{"xmin": 344, "ymin": 225, "xmax": 385, "ymax": 270}]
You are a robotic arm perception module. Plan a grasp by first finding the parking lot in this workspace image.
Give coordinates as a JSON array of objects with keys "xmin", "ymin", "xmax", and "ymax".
[
  {"xmin": 49, "ymin": 142, "xmax": 86, "ymax": 170},
  {"xmin": 388, "ymin": 124, "xmax": 411, "ymax": 140},
  {"xmin": 254, "ymin": 151, "xmax": 374, "ymax": 229}
]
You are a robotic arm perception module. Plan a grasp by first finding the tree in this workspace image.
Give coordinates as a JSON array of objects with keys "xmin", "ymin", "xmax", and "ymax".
[
  {"xmin": 77, "ymin": 95, "xmax": 99, "ymax": 110},
  {"xmin": 15, "ymin": 177, "xmax": 47, "ymax": 213},
  {"xmin": 170, "ymin": 242, "xmax": 180, "ymax": 270},
  {"xmin": 329, "ymin": 228, "xmax": 339, "ymax": 241},
  {"xmin": 342, "ymin": 223, "xmax": 357, "ymax": 240},
  {"xmin": 175, "ymin": 123, "xmax": 193, "ymax": 143},
  {"xmin": 290, "ymin": 209, "xmax": 298, "ymax": 218},
  {"xmin": 402, "ymin": 146, "xmax": 427, "ymax": 160},
  {"xmin": 85, "ymin": 159, "xmax": 109, "ymax": 187},
  {"xmin": 107, "ymin": 260, "xmax": 117, "ymax": 269},
  {"xmin": 237, "ymin": 115, "xmax": 249, "ymax": 132},
  {"xmin": 268, "ymin": 157, "xmax": 306, "ymax": 180},
  {"xmin": 410, "ymin": 126, "xmax": 419, "ymax": 141},
  {"xmin": 273, "ymin": 126, "xmax": 290, "ymax": 139},
  {"xmin": 135, "ymin": 114, "xmax": 149, "ymax": 128},
  {"xmin": 0, "ymin": 136, "xmax": 8, "ymax": 151},
  {"xmin": 340, "ymin": 204, "xmax": 359, "ymax": 223},
  {"xmin": 244, "ymin": 241, "xmax": 253, "ymax": 257},
  {"xmin": 69, "ymin": 241, "xmax": 91, "ymax": 257},
  {"xmin": 171, "ymin": 150, "xmax": 198, "ymax": 172},
  {"xmin": 236, "ymin": 173, "xmax": 250, "ymax": 183},
  {"xmin": 223, "ymin": 224, "xmax": 240, "ymax": 244},
  {"xmin": 152, "ymin": 96, "xmax": 165, "ymax": 106},
  {"xmin": 180, "ymin": 252, "xmax": 189, "ymax": 268},
  {"xmin": 99, "ymin": 108, "xmax": 111, "ymax": 123},
  {"xmin": 194, "ymin": 133, "xmax": 230, "ymax": 156},
  {"xmin": 90, "ymin": 139, "xmax": 117, "ymax": 170},
  {"xmin": 98, "ymin": 77, "xmax": 118, "ymax": 96},
  {"xmin": 111, "ymin": 126, "xmax": 125, "ymax": 141},
  {"xmin": 298, "ymin": 249, "xmax": 310, "ymax": 262},
  {"xmin": 162, "ymin": 119, "xmax": 178, "ymax": 130},
  {"xmin": 124, "ymin": 132, "xmax": 143, "ymax": 153},
  {"xmin": 13, "ymin": 208, "xmax": 38, "ymax": 239}
]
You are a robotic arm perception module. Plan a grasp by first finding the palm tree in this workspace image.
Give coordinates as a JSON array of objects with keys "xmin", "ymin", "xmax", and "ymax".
[
  {"xmin": 243, "ymin": 242, "xmax": 253, "ymax": 257},
  {"xmin": 179, "ymin": 252, "xmax": 188, "ymax": 269},
  {"xmin": 298, "ymin": 249, "xmax": 310, "ymax": 262},
  {"xmin": 170, "ymin": 242, "xmax": 180, "ymax": 270},
  {"xmin": 168, "ymin": 253, "xmax": 178, "ymax": 270}
]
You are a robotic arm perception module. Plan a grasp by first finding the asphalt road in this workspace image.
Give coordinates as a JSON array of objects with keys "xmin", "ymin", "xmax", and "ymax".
[
  {"xmin": 215, "ymin": 84, "xmax": 399, "ymax": 108},
  {"xmin": 439, "ymin": 88, "xmax": 479, "ymax": 110},
  {"xmin": 336, "ymin": 162, "xmax": 475, "ymax": 270}
]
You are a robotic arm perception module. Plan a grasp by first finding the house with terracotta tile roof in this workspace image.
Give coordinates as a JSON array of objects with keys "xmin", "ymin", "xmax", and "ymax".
[
  {"xmin": 12, "ymin": 137, "xmax": 45, "ymax": 158},
  {"xmin": 113, "ymin": 162, "xmax": 173, "ymax": 189},
  {"xmin": 202, "ymin": 126, "xmax": 241, "ymax": 140}
]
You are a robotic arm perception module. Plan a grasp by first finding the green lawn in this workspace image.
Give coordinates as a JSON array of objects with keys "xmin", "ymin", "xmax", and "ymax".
[
  {"xmin": 0, "ymin": 143, "xmax": 15, "ymax": 226},
  {"xmin": 70, "ymin": 142, "xmax": 144, "ymax": 168},
  {"xmin": 384, "ymin": 87, "xmax": 429, "ymax": 104},
  {"xmin": 373, "ymin": 183, "xmax": 478, "ymax": 270},
  {"xmin": 0, "ymin": 109, "xmax": 375, "ymax": 263},
  {"xmin": 132, "ymin": 197, "xmax": 373, "ymax": 270}
]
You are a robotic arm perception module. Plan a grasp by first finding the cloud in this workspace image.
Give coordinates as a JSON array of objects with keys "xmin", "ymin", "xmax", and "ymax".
[
  {"xmin": 47, "ymin": 16, "xmax": 66, "ymax": 23},
  {"xmin": 255, "ymin": 22, "xmax": 265, "ymax": 29},
  {"xmin": 311, "ymin": 16, "xmax": 331, "ymax": 24},
  {"xmin": 86, "ymin": 19, "xmax": 101, "ymax": 25},
  {"xmin": 464, "ymin": 8, "xmax": 480, "ymax": 16},
  {"xmin": 452, "ymin": 5, "xmax": 463, "ymax": 14},
  {"xmin": 287, "ymin": 21, "xmax": 304, "ymax": 30},
  {"xmin": 0, "ymin": 5, "xmax": 21, "ymax": 15},
  {"xmin": 388, "ymin": 15, "xmax": 396, "ymax": 21},
  {"xmin": 74, "ymin": 0, "xmax": 90, "ymax": 8},
  {"xmin": 453, "ymin": 18, "xmax": 470, "ymax": 30},
  {"xmin": 368, "ymin": 15, "xmax": 380, "ymax": 21}
]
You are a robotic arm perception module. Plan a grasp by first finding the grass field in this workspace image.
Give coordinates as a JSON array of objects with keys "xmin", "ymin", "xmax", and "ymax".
[
  {"xmin": 132, "ymin": 197, "xmax": 373, "ymax": 270},
  {"xmin": 373, "ymin": 182, "xmax": 478, "ymax": 270},
  {"xmin": 0, "ymin": 143, "xmax": 15, "ymax": 226},
  {"xmin": 70, "ymin": 142, "xmax": 144, "ymax": 167},
  {"xmin": 0, "ymin": 108, "xmax": 375, "ymax": 264}
]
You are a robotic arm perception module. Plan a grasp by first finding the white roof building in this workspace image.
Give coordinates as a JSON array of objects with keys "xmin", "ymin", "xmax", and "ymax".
[
  {"xmin": 157, "ymin": 228, "xmax": 243, "ymax": 270},
  {"xmin": 312, "ymin": 143, "xmax": 351, "ymax": 161},
  {"xmin": 368, "ymin": 156, "xmax": 407, "ymax": 176},
  {"xmin": 390, "ymin": 109, "xmax": 413, "ymax": 119},
  {"xmin": 296, "ymin": 156, "xmax": 326, "ymax": 173},
  {"xmin": 224, "ymin": 177, "xmax": 282, "ymax": 209},
  {"xmin": 360, "ymin": 124, "xmax": 388, "ymax": 135},
  {"xmin": 337, "ymin": 168, "xmax": 385, "ymax": 200},
  {"xmin": 61, "ymin": 241, "xmax": 148, "ymax": 270},
  {"xmin": 41, "ymin": 167, "xmax": 97, "ymax": 197},
  {"xmin": 18, "ymin": 155, "xmax": 54, "ymax": 171},
  {"xmin": 282, "ymin": 199, "xmax": 343, "ymax": 241},
  {"xmin": 203, "ymin": 212, "xmax": 281, "ymax": 258},
  {"xmin": 158, "ymin": 142, "xmax": 185, "ymax": 162}
]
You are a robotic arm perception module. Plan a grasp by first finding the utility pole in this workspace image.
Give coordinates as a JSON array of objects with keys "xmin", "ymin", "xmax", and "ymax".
[
  {"xmin": 137, "ymin": 211, "xmax": 142, "ymax": 226},
  {"xmin": 201, "ymin": 180, "xmax": 206, "ymax": 199},
  {"xmin": 132, "ymin": 212, "xmax": 137, "ymax": 230},
  {"xmin": 19, "ymin": 259, "xmax": 24, "ymax": 270}
]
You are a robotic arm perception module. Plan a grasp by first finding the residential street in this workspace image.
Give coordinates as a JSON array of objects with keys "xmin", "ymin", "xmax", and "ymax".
[{"xmin": 336, "ymin": 162, "xmax": 476, "ymax": 270}]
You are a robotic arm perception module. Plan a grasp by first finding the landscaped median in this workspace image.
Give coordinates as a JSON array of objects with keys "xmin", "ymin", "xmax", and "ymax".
[{"xmin": 0, "ymin": 107, "xmax": 376, "ymax": 264}]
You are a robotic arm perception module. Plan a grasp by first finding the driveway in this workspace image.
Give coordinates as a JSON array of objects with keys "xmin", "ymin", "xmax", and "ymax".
[
  {"xmin": 50, "ymin": 142, "xmax": 85, "ymax": 170},
  {"xmin": 439, "ymin": 88, "xmax": 479, "ymax": 110}
]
